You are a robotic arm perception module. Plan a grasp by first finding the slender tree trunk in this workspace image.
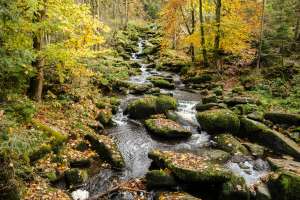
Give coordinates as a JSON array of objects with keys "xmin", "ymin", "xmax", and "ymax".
[
  {"xmin": 257, "ymin": 0, "xmax": 266, "ymax": 69},
  {"xmin": 124, "ymin": 0, "xmax": 129, "ymax": 29},
  {"xmin": 191, "ymin": 0, "xmax": 196, "ymax": 62},
  {"xmin": 214, "ymin": 0, "xmax": 221, "ymax": 66},
  {"xmin": 199, "ymin": 0, "xmax": 208, "ymax": 67},
  {"xmin": 33, "ymin": 0, "xmax": 47, "ymax": 102},
  {"xmin": 293, "ymin": 1, "xmax": 300, "ymax": 50}
]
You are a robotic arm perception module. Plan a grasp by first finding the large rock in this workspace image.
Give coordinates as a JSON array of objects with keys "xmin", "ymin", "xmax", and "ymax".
[
  {"xmin": 195, "ymin": 103, "xmax": 227, "ymax": 112},
  {"xmin": 125, "ymin": 95, "xmax": 177, "ymax": 119},
  {"xmin": 264, "ymin": 112, "xmax": 300, "ymax": 126},
  {"xmin": 267, "ymin": 157, "xmax": 300, "ymax": 174},
  {"xmin": 129, "ymin": 83, "xmax": 152, "ymax": 95},
  {"xmin": 224, "ymin": 97, "xmax": 260, "ymax": 107},
  {"xmin": 213, "ymin": 134, "xmax": 249, "ymax": 155},
  {"xmin": 269, "ymin": 172, "xmax": 300, "ymax": 200},
  {"xmin": 200, "ymin": 149, "xmax": 231, "ymax": 163},
  {"xmin": 146, "ymin": 170, "xmax": 177, "ymax": 189},
  {"xmin": 148, "ymin": 150, "xmax": 233, "ymax": 184},
  {"xmin": 196, "ymin": 109, "xmax": 240, "ymax": 134},
  {"xmin": 156, "ymin": 192, "xmax": 201, "ymax": 200},
  {"xmin": 240, "ymin": 117, "xmax": 300, "ymax": 160},
  {"xmin": 145, "ymin": 118, "xmax": 192, "ymax": 139},
  {"xmin": 85, "ymin": 133, "xmax": 125, "ymax": 169},
  {"xmin": 150, "ymin": 77, "xmax": 175, "ymax": 89}
]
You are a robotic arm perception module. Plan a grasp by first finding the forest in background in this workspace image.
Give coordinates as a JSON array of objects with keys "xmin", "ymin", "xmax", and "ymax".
[{"xmin": 0, "ymin": 0, "xmax": 300, "ymax": 200}]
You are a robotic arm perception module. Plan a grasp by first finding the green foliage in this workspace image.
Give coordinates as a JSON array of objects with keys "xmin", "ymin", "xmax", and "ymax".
[{"xmin": 4, "ymin": 96, "xmax": 37, "ymax": 123}]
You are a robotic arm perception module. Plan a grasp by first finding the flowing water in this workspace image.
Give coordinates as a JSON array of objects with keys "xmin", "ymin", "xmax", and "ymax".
[{"xmin": 74, "ymin": 39, "xmax": 270, "ymax": 200}]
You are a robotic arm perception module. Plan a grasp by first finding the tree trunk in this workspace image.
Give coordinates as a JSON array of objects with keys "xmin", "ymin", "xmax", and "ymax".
[
  {"xmin": 32, "ymin": 0, "xmax": 47, "ymax": 102},
  {"xmin": 199, "ymin": 0, "xmax": 208, "ymax": 67},
  {"xmin": 214, "ymin": 0, "xmax": 221, "ymax": 66},
  {"xmin": 191, "ymin": 0, "xmax": 196, "ymax": 62},
  {"xmin": 257, "ymin": 0, "xmax": 266, "ymax": 69}
]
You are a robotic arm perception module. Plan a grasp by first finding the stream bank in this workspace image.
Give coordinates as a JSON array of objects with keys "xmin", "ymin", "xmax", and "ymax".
[{"xmin": 69, "ymin": 26, "xmax": 299, "ymax": 200}]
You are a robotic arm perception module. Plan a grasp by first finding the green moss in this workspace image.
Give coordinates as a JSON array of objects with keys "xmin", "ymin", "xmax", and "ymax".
[
  {"xmin": 196, "ymin": 109, "xmax": 240, "ymax": 134},
  {"xmin": 150, "ymin": 79, "xmax": 175, "ymax": 89},
  {"xmin": 29, "ymin": 144, "xmax": 52, "ymax": 163},
  {"xmin": 240, "ymin": 117, "xmax": 300, "ymax": 159},
  {"xmin": 214, "ymin": 134, "xmax": 249, "ymax": 155},
  {"xmin": 156, "ymin": 95, "xmax": 177, "ymax": 113},
  {"xmin": 269, "ymin": 172, "xmax": 300, "ymax": 200}
]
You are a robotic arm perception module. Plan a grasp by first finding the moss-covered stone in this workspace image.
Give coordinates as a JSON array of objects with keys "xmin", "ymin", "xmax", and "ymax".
[
  {"xmin": 85, "ymin": 133, "xmax": 125, "ymax": 169},
  {"xmin": 126, "ymin": 95, "xmax": 177, "ymax": 119},
  {"xmin": 196, "ymin": 109, "xmax": 240, "ymax": 134},
  {"xmin": 202, "ymin": 94, "xmax": 218, "ymax": 104},
  {"xmin": 239, "ymin": 117, "xmax": 300, "ymax": 160},
  {"xmin": 213, "ymin": 134, "xmax": 249, "ymax": 155},
  {"xmin": 64, "ymin": 169, "xmax": 88, "ymax": 187},
  {"xmin": 264, "ymin": 112, "xmax": 300, "ymax": 126},
  {"xmin": 129, "ymin": 83, "xmax": 152, "ymax": 95},
  {"xmin": 31, "ymin": 119, "xmax": 68, "ymax": 151},
  {"xmin": 145, "ymin": 118, "xmax": 192, "ymax": 139},
  {"xmin": 269, "ymin": 172, "xmax": 300, "ymax": 200},
  {"xmin": 146, "ymin": 170, "xmax": 177, "ymax": 189},
  {"xmin": 195, "ymin": 103, "xmax": 227, "ymax": 112},
  {"xmin": 150, "ymin": 78, "xmax": 175, "ymax": 89},
  {"xmin": 243, "ymin": 142, "xmax": 265, "ymax": 157},
  {"xmin": 156, "ymin": 192, "xmax": 201, "ymax": 200},
  {"xmin": 96, "ymin": 109, "xmax": 113, "ymax": 127},
  {"xmin": 224, "ymin": 97, "xmax": 260, "ymax": 107},
  {"xmin": 201, "ymin": 149, "xmax": 231, "ymax": 163},
  {"xmin": 220, "ymin": 176, "xmax": 250, "ymax": 200},
  {"xmin": 148, "ymin": 150, "xmax": 233, "ymax": 184}
]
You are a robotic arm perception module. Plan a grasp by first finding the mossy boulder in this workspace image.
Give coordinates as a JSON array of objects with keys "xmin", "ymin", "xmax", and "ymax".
[
  {"xmin": 239, "ymin": 117, "xmax": 300, "ymax": 160},
  {"xmin": 96, "ymin": 109, "xmax": 113, "ymax": 127},
  {"xmin": 224, "ymin": 97, "xmax": 260, "ymax": 107},
  {"xmin": 148, "ymin": 150, "xmax": 233, "ymax": 184},
  {"xmin": 145, "ymin": 118, "xmax": 192, "ymax": 139},
  {"xmin": 150, "ymin": 78, "xmax": 175, "ymax": 89},
  {"xmin": 31, "ymin": 119, "xmax": 68, "ymax": 153},
  {"xmin": 213, "ymin": 134, "xmax": 249, "ymax": 155},
  {"xmin": 146, "ymin": 170, "xmax": 177, "ymax": 189},
  {"xmin": 185, "ymin": 74, "xmax": 213, "ymax": 84},
  {"xmin": 126, "ymin": 95, "xmax": 177, "ymax": 119},
  {"xmin": 196, "ymin": 109, "xmax": 240, "ymax": 134},
  {"xmin": 264, "ymin": 112, "xmax": 300, "ymax": 126},
  {"xmin": 85, "ymin": 133, "xmax": 125, "ymax": 169},
  {"xmin": 202, "ymin": 94, "xmax": 218, "ymax": 104},
  {"xmin": 64, "ymin": 169, "xmax": 88, "ymax": 187},
  {"xmin": 269, "ymin": 172, "xmax": 300, "ymax": 200},
  {"xmin": 195, "ymin": 103, "xmax": 227, "ymax": 112},
  {"xmin": 243, "ymin": 142, "xmax": 265, "ymax": 157},
  {"xmin": 129, "ymin": 83, "xmax": 152, "ymax": 95},
  {"xmin": 220, "ymin": 176, "xmax": 250, "ymax": 200},
  {"xmin": 156, "ymin": 192, "xmax": 201, "ymax": 200}
]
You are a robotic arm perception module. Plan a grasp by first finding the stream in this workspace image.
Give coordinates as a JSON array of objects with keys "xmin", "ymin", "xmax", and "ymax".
[{"xmin": 74, "ymin": 39, "xmax": 270, "ymax": 200}]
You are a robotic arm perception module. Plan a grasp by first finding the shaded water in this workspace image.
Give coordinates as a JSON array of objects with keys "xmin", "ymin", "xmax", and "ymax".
[{"xmin": 75, "ymin": 39, "xmax": 270, "ymax": 200}]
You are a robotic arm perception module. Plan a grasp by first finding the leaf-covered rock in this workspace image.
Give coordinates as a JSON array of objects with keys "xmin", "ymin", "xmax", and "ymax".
[
  {"xmin": 145, "ymin": 118, "xmax": 192, "ymax": 139},
  {"xmin": 213, "ymin": 134, "xmax": 249, "ymax": 155},
  {"xmin": 85, "ymin": 133, "xmax": 125, "ymax": 169}
]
